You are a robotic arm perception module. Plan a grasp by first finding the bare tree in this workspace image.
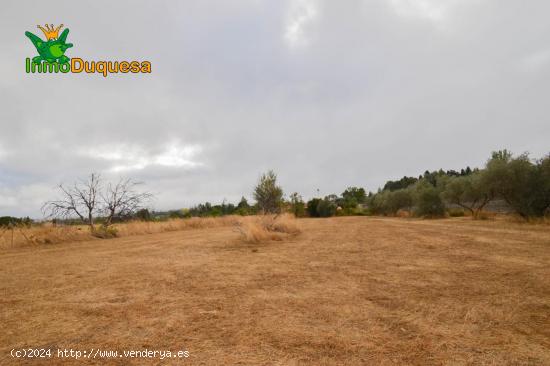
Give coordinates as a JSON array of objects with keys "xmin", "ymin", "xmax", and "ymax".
[
  {"xmin": 42, "ymin": 173, "xmax": 101, "ymax": 231},
  {"xmin": 42, "ymin": 173, "xmax": 153, "ymax": 231},
  {"xmin": 101, "ymin": 178, "xmax": 153, "ymax": 226}
]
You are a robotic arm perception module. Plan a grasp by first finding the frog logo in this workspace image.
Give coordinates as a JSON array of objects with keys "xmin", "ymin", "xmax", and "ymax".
[
  {"xmin": 24, "ymin": 25, "xmax": 152, "ymax": 76},
  {"xmin": 25, "ymin": 24, "xmax": 73, "ymax": 64}
]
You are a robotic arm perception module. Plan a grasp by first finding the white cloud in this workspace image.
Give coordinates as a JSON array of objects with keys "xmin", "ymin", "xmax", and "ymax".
[
  {"xmin": 284, "ymin": 0, "xmax": 319, "ymax": 47},
  {"xmin": 0, "ymin": 183, "xmax": 53, "ymax": 215},
  {"xmin": 389, "ymin": 0, "xmax": 461, "ymax": 24},
  {"xmin": 80, "ymin": 142, "xmax": 203, "ymax": 172}
]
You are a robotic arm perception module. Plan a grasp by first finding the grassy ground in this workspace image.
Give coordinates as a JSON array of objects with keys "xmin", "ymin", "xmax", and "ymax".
[{"xmin": 1, "ymin": 217, "xmax": 549, "ymax": 365}]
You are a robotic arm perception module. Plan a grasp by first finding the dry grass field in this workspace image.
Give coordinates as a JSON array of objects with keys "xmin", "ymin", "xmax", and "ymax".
[{"xmin": 1, "ymin": 216, "xmax": 550, "ymax": 365}]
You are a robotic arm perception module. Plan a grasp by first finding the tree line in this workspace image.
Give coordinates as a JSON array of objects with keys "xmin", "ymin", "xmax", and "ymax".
[
  {"xmin": 251, "ymin": 150, "xmax": 550, "ymax": 220},
  {"xmin": 3, "ymin": 149, "xmax": 547, "ymax": 231},
  {"xmin": 366, "ymin": 150, "xmax": 550, "ymax": 219}
]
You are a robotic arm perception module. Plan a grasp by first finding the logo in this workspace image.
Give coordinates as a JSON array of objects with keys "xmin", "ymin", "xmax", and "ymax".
[
  {"xmin": 26, "ymin": 24, "xmax": 72, "ymax": 65},
  {"xmin": 25, "ymin": 24, "xmax": 151, "ymax": 77}
]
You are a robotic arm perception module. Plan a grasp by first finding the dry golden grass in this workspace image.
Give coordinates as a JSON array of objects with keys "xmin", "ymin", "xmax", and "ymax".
[
  {"xmin": 0, "ymin": 222, "xmax": 91, "ymax": 247},
  {"xmin": 114, "ymin": 216, "xmax": 242, "ymax": 237},
  {"xmin": 236, "ymin": 214, "xmax": 301, "ymax": 243},
  {"xmin": 1, "ymin": 217, "xmax": 550, "ymax": 365},
  {"xmin": 0, "ymin": 216, "xmax": 244, "ymax": 249}
]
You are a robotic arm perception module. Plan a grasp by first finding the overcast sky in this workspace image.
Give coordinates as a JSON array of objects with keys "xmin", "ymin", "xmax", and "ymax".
[{"xmin": 1, "ymin": 0, "xmax": 549, "ymax": 217}]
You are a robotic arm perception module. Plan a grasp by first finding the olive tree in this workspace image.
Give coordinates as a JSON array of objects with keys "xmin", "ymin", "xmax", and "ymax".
[
  {"xmin": 483, "ymin": 151, "xmax": 550, "ymax": 218},
  {"xmin": 411, "ymin": 180, "xmax": 446, "ymax": 218},
  {"xmin": 369, "ymin": 189, "xmax": 413, "ymax": 215},
  {"xmin": 441, "ymin": 173, "xmax": 493, "ymax": 218}
]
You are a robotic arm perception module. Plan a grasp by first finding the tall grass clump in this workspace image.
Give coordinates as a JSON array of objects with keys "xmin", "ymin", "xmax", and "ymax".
[{"xmin": 235, "ymin": 214, "xmax": 301, "ymax": 244}]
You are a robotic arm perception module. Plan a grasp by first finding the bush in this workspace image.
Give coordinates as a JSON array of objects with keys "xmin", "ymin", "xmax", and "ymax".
[
  {"xmin": 306, "ymin": 198, "xmax": 322, "ymax": 217},
  {"xmin": 169, "ymin": 210, "xmax": 187, "ymax": 219},
  {"xmin": 235, "ymin": 207, "xmax": 250, "ymax": 216},
  {"xmin": 0, "ymin": 216, "xmax": 32, "ymax": 227},
  {"xmin": 135, "ymin": 209, "xmax": 152, "ymax": 221}
]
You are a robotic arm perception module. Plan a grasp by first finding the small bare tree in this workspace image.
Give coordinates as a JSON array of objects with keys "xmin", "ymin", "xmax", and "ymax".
[
  {"xmin": 101, "ymin": 178, "xmax": 153, "ymax": 226},
  {"xmin": 42, "ymin": 173, "xmax": 101, "ymax": 231},
  {"xmin": 43, "ymin": 173, "xmax": 152, "ymax": 231}
]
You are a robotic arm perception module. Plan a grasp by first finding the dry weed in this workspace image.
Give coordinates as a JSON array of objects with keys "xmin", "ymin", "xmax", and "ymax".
[
  {"xmin": 0, "ymin": 216, "xmax": 243, "ymax": 249},
  {"xmin": 236, "ymin": 214, "xmax": 301, "ymax": 243}
]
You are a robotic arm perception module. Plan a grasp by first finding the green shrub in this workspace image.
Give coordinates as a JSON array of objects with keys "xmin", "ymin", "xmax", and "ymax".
[
  {"xmin": 135, "ymin": 209, "xmax": 152, "ymax": 221},
  {"xmin": 289, "ymin": 192, "xmax": 306, "ymax": 217},
  {"xmin": 306, "ymin": 198, "xmax": 322, "ymax": 217},
  {"xmin": 0, "ymin": 216, "xmax": 32, "ymax": 227},
  {"xmin": 236, "ymin": 207, "xmax": 249, "ymax": 216}
]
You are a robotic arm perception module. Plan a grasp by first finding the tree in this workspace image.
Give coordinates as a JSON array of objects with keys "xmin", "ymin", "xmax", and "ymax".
[
  {"xmin": 306, "ymin": 198, "xmax": 322, "ymax": 217},
  {"xmin": 385, "ymin": 189, "xmax": 413, "ymax": 215},
  {"xmin": 236, "ymin": 197, "xmax": 250, "ymax": 216},
  {"xmin": 43, "ymin": 173, "xmax": 152, "ymax": 231},
  {"xmin": 341, "ymin": 187, "xmax": 367, "ymax": 208},
  {"xmin": 237, "ymin": 196, "xmax": 249, "ymax": 209},
  {"xmin": 539, "ymin": 154, "xmax": 550, "ymax": 216},
  {"xmin": 316, "ymin": 198, "xmax": 337, "ymax": 217},
  {"xmin": 441, "ymin": 173, "xmax": 493, "ymax": 218},
  {"xmin": 289, "ymin": 192, "xmax": 306, "ymax": 217},
  {"xmin": 412, "ymin": 180, "xmax": 445, "ymax": 217},
  {"xmin": 367, "ymin": 191, "xmax": 387, "ymax": 215},
  {"xmin": 253, "ymin": 170, "xmax": 283, "ymax": 214},
  {"xmin": 367, "ymin": 189, "xmax": 412, "ymax": 215},
  {"xmin": 42, "ymin": 173, "xmax": 101, "ymax": 231},
  {"xmin": 483, "ymin": 151, "xmax": 550, "ymax": 218},
  {"xmin": 101, "ymin": 178, "xmax": 153, "ymax": 226},
  {"xmin": 383, "ymin": 176, "xmax": 418, "ymax": 191}
]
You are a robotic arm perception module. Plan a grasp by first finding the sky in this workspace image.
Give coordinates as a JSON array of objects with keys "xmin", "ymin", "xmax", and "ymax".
[{"xmin": 0, "ymin": 0, "xmax": 549, "ymax": 218}]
